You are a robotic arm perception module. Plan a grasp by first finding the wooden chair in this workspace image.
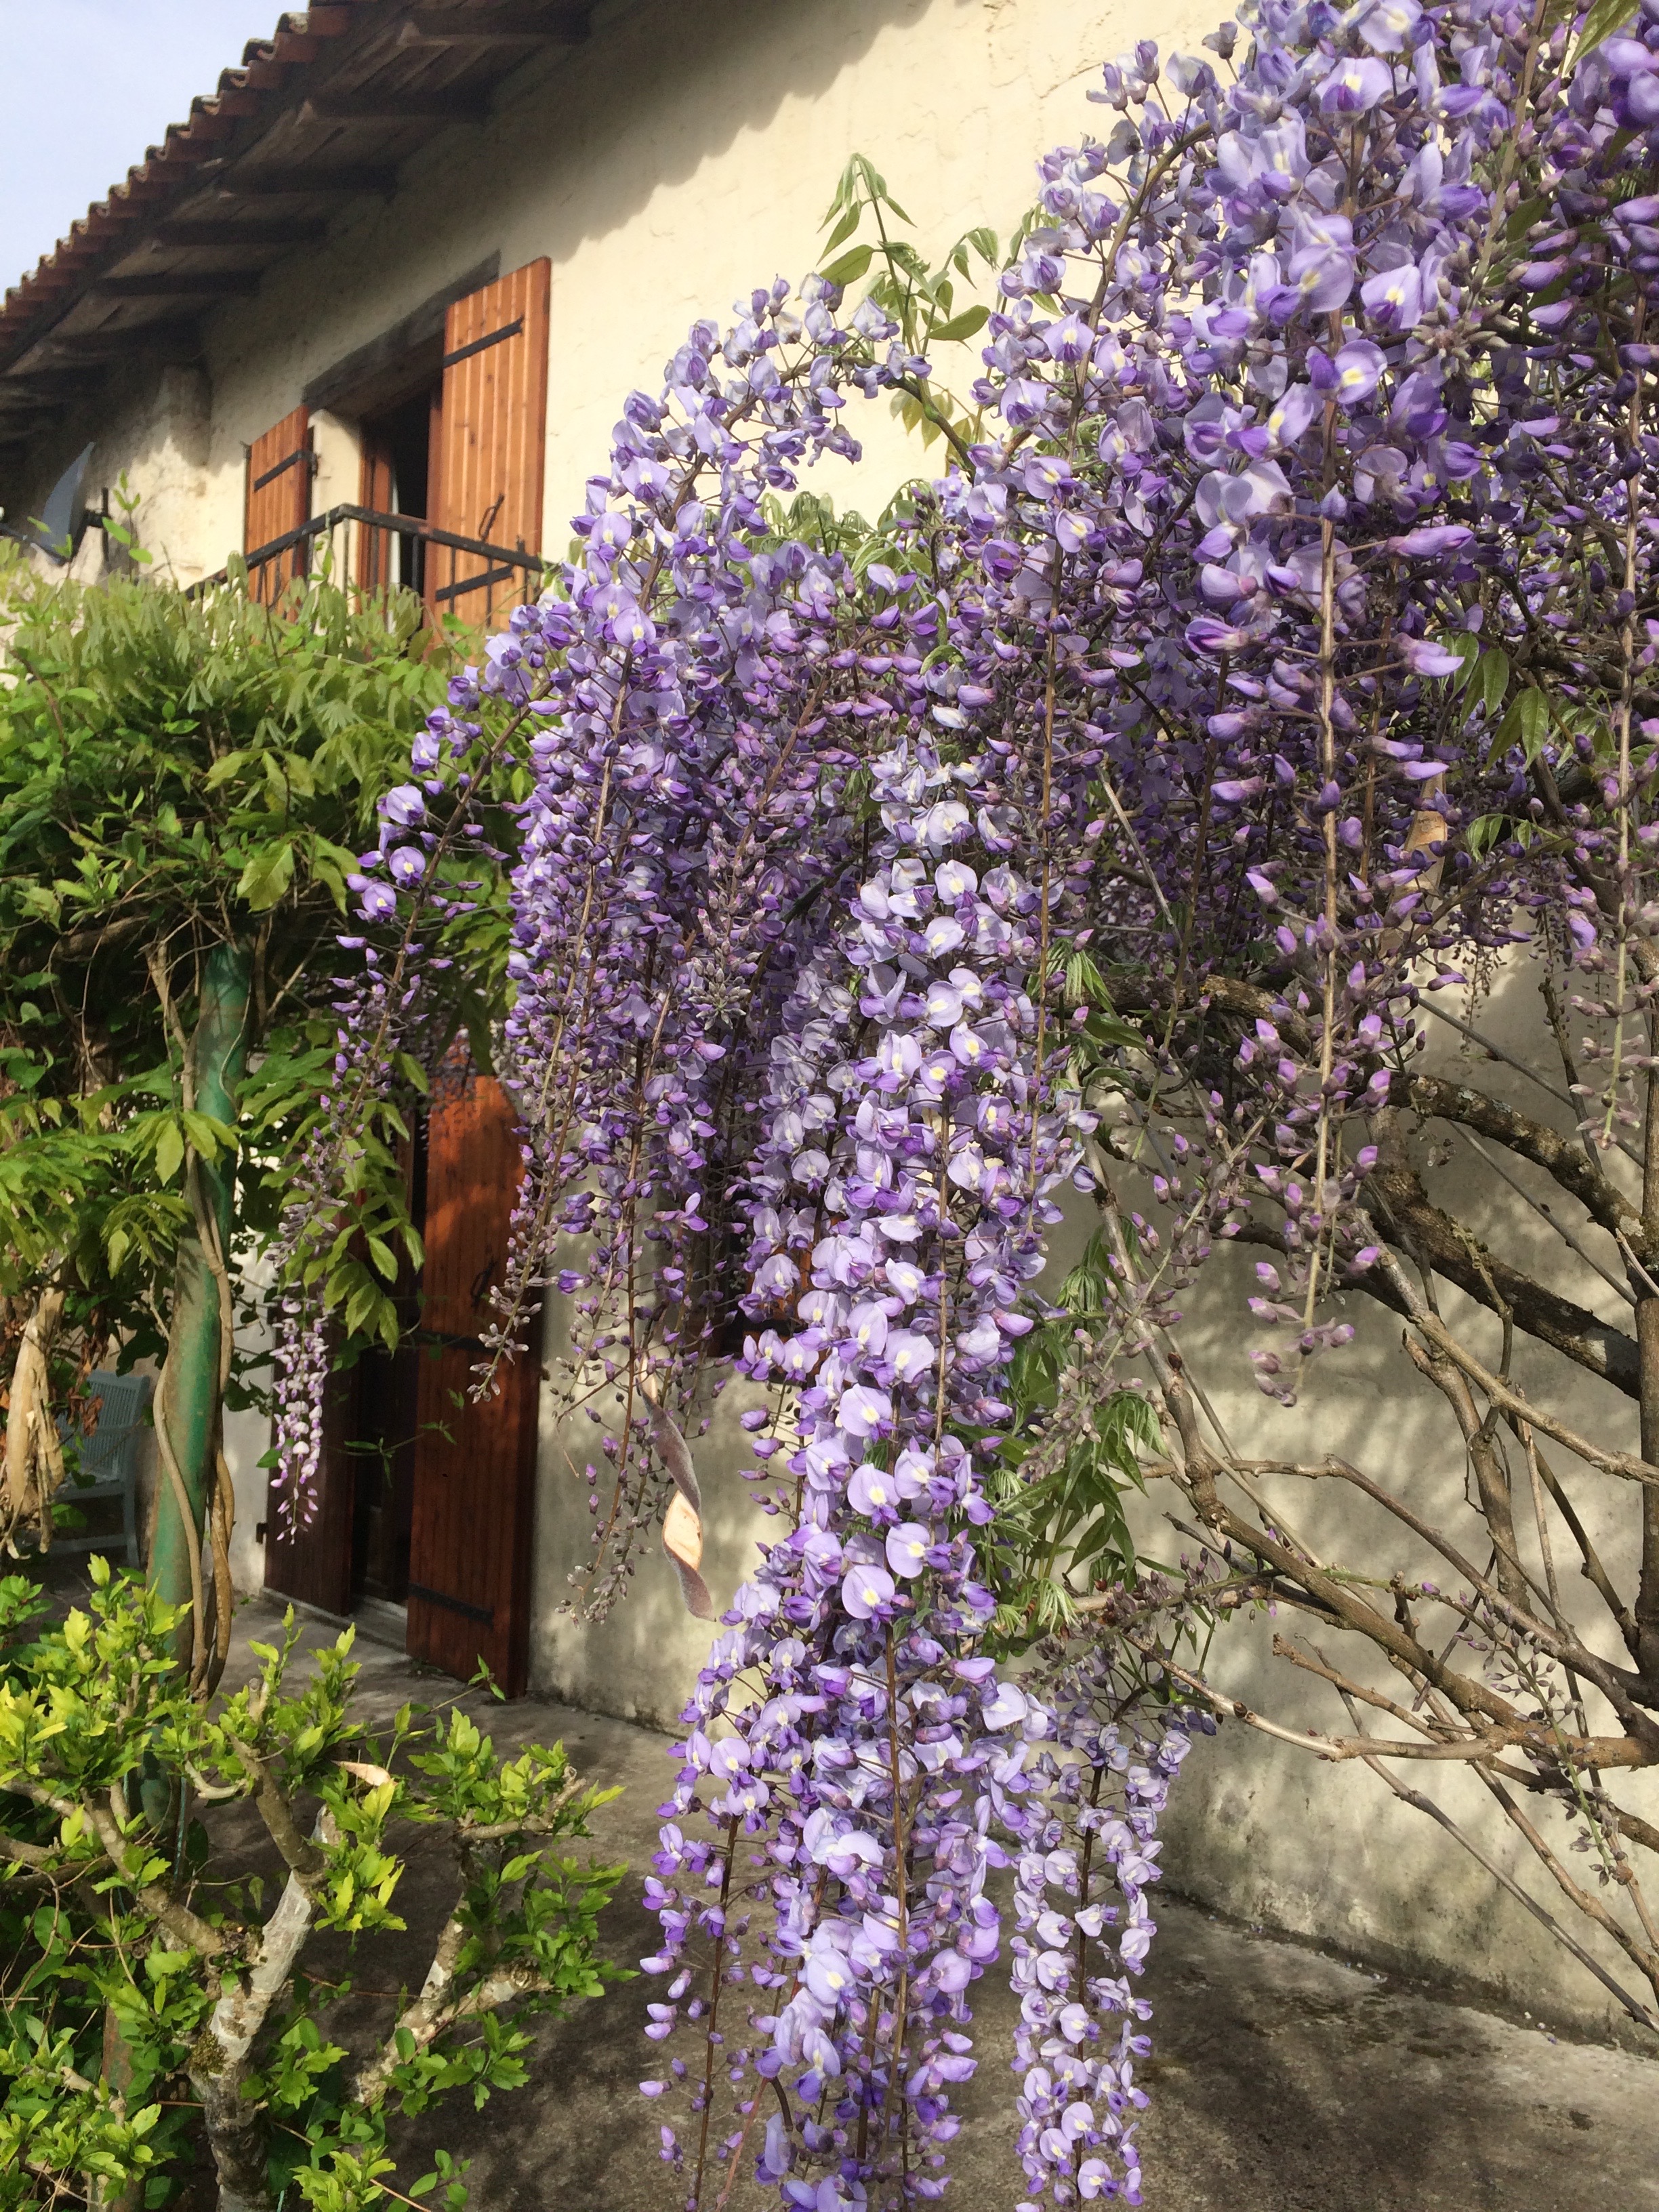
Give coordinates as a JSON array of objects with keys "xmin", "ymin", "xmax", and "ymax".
[{"xmin": 53, "ymin": 1370, "xmax": 152, "ymax": 1568}]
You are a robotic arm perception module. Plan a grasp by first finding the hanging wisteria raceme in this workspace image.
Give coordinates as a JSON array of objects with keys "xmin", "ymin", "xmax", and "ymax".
[
  {"xmin": 272, "ymin": 0, "xmax": 1659, "ymax": 2187},
  {"xmin": 266, "ymin": 680, "xmax": 514, "ymax": 1532},
  {"xmin": 1006, "ymin": 1650, "xmax": 1191, "ymax": 2212},
  {"xmin": 267, "ymin": 1290, "xmax": 327, "ymax": 1530},
  {"xmin": 638, "ymin": 717, "xmax": 1124, "ymax": 2209},
  {"xmin": 624, "ymin": 0, "xmax": 1659, "ymax": 2198},
  {"xmin": 1015, "ymin": 0, "xmax": 1659, "ymax": 1395},
  {"xmin": 472, "ymin": 289, "xmax": 928, "ymax": 1613}
]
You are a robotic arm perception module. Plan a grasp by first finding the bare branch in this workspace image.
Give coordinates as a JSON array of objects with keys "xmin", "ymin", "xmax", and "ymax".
[
  {"xmin": 83, "ymin": 1797, "xmax": 223, "ymax": 1959},
  {"xmin": 1477, "ymin": 1767, "xmax": 1659, "ymax": 2005},
  {"xmin": 228, "ymin": 1736, "xmax": 327, "ymax": 1884}
]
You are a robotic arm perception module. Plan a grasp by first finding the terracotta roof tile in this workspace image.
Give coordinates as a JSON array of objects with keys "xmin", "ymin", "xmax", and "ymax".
[
  {"xmin": 0, "ymin": 2, "xmax": 590, "ymax": 398},
  {"xmin": 1, "ymin": 3, "xmax": 365, "ymax": 337}
]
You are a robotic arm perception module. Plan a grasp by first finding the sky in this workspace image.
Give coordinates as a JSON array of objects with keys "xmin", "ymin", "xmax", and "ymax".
[{"xmin": 0, "ymin": 1, "xmax": 276, "ymax": 291}]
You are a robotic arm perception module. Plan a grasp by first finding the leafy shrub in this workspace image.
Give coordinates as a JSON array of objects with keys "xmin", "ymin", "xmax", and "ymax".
[{"xmin": 0, "ymin": 1563, "xmax": 623, "ymax": 2209}]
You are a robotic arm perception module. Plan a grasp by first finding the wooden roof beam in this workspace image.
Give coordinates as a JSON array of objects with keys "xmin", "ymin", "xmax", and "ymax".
[
  {"xmin": 298, "ymin": 91, "xmax": 490, "ymax": 123},
  {"xmin": 0, "ymin": 379, "xmax": 105, "ymax": 408},
  {"xmin": 150, "ymin": 218, "xmax": 329, "ymax": 247},
  {"xmin": 94, "ymin": 271, "xmax": 264, "ymax": 298},
  {"xmin": 396, "ymin": 7, "xmax": 590, "ymax": 47},
  {"xmin": 43, "ymin": 325, "xmax": 205, "ymax": 363},
  {"xmin": 210, "ymin": 168, "xmax": 398, "ymax": 197}
]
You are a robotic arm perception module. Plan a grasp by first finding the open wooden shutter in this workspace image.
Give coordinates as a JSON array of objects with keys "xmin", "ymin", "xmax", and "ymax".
[
  {"xmin": 406, "ymin": 1065, "xmax": 537, "ymax": 1694},
  {"xmin": 245, "ymin": 405, "xmax": 312, "ymax": 603},
  {"xmin": 430, "ymin": 260, "xmax": 549, "ymax": 623}
]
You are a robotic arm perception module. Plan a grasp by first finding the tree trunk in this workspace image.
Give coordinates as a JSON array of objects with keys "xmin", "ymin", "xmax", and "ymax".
[
  {"xmin": 1, "ymin": 1286, "xmax": 66, "ymax": 1549},
  {"xmin": 150, "ymin": 945, "xmax": 250, "ymax": 1683},
  {"xmin": 188, "ymin": 1811, "xmax": 334, "ymax": 2212},
  {"xmin": 104, "ymin": 947, "xmax": 255, "ymax": 2210}
]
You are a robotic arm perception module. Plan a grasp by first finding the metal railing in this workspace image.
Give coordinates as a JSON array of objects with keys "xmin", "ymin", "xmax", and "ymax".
[{"xmin": 190, "ymin": 504, "xmax": 548, "ymax": 619}]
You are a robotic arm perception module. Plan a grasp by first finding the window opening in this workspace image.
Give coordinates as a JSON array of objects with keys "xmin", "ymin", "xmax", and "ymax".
[{"xmin": 359, "ymin": 383, "xmax": 439, "ymax": 597}]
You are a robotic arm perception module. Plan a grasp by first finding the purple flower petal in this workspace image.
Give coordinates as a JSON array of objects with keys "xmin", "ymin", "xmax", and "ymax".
[
  {"xmin": 885, "ymin": 1521, "xmax": 932, "ymax": 1578},
  {"xmin": 841, "ymin": 1563, "xmax": 896, "ymax": 1618},
  {"xmin": 1385, "ymin": 525, "xmax": 1473, "ymax": 557}
]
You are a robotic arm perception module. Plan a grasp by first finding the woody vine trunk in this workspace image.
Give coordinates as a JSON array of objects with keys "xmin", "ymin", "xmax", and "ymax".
[{"xmin": 151, "ymin": 941, "xmax": 249, "ymax": 1694}]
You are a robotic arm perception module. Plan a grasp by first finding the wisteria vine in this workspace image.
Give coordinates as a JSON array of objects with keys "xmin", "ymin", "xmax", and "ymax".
[{"xmin": 273, "ymin": 0, "xmax": 1659, "ymax": 2192}]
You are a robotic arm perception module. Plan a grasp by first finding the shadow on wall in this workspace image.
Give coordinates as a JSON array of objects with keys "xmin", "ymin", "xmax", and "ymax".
[
  {"xmin": 532, "ymin": 1283, "xmax": 777, "ymax": 1731},
  {"xmin": 431, "ymin": 0, "xmax": 971, "ymax": 268},
  {"xmin": 1107, "ymin": 954, "xmax": 1658, "ymax": 2042},
  {"xmin": 205, "ymin": 0, "xmax": 966, "ymax": 386}
]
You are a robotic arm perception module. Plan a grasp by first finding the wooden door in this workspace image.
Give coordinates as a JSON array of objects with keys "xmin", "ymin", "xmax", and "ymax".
[
  {"xmin": 244, "ymin": 405, "xmax": 312, "ymax": 602},
  {"xmin": 263, "ymin": 1353, "xmax": 354, "ymax": 1618},
  {"xmin": 430, "ymin": 260, "xmax": 549, "ymax": 623},
  {"xmin": 407, "ymin": 1067, "xmax": 538, "ymax": 1694}
]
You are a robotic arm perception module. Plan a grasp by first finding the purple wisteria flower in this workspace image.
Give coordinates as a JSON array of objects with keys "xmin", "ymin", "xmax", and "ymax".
[{"xmin": 269, "ymin": 0, "xmax": 1659, "ymax": 2193}]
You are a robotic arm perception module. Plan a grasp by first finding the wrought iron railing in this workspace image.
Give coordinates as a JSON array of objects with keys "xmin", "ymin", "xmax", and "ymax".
[{"xmin": 190, "ymin": 503, "xmax": 547, "ymax": 619}]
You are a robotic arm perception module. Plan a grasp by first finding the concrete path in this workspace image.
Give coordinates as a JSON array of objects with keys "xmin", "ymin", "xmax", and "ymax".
[{"xmin": 204, "ymin": 1599, "xmax": 1659, "ymax": 2209}]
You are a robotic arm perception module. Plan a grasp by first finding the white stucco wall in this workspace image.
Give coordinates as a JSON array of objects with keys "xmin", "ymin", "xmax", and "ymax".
[
  {"xmin": 533, "ymin": 1296, "xmax": 776, "ymax": 1728},
  {"xmin": 9, "ymin": 0, "xmax": 1652, "ymax": 2033},
  {"xmin": 528, "ymin": 955, "xmax": 1659, "ymax": 2040},
  {"xmin": 1141, "ymin": 980, "xmax": 1658, "ymax": 2043}
]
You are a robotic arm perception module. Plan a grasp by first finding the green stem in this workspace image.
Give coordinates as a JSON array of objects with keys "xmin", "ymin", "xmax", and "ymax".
[{"xmin": 149, "ymin": 943, "xmax": 249, "ymax": 1677}]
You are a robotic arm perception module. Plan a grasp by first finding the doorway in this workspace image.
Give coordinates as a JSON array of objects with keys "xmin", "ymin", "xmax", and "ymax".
[
  {"xmin": 359, "ymin": 380, "xmax": 440, "ymax": 598},
  {"xmin": 262, "ymin": 1071, "xmax": 539, "ymax": 1696}
]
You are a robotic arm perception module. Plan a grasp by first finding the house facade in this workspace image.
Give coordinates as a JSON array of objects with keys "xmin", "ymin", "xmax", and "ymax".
[
  {"xmin": 1, "ymin": 0, "xmax": 1181, "ymax": 1672},
  {"xmin": 5, "ymin": 0, "xmax": 1652, "ymax": 2041}
]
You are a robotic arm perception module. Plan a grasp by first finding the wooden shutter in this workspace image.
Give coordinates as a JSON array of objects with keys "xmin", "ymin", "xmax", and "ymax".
[
  {"xmin": 406, "ymin": 1065, "xmax": 537, "ymax": 1695},
  {"xmin": 430, "ymin": 260, "xmax": 549, "ymax": 623},
  {"xmin": 245, "ymin": 405, "xmax": 312, "ymax": 604}
]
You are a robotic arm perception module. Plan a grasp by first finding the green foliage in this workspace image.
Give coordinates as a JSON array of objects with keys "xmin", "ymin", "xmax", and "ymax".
[
  {"xmin": 981, "ymin": 1229, "xmax": 1162, "ymax": 1647},
  {"xmin": 0, "ymin": 550, "xmax": 514, "ymax": 1408},
  {"xmin": 819, "ymin": 155, "xmax": 1005, "ymax": 458},
  {"xmin": 0, "ymin": 1567, "xmax": 624, "ymax": 2208},
  {"xmin": 1570, "ymin": 0, "xmax": 1637, "ymax": 68}
]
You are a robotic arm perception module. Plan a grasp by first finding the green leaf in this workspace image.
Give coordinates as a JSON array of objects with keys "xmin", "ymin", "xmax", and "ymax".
[
  {"xmin": 1473, "ymin": 647, "xmax": 1511, "ymax": 718},
  {"xmin": 1439, "ymin": 630, "xmax": 1480, "ymax": 693},
  {"xmin": 819, "ymin": 243, "xmax": 875, "ymax": 288},
  {"xmin": 1492, "ymin": 684, "xmax": 1551, "ymax": 764},
  {"xmin": 1467, "ymin": 812, "xmax": 1518, "ymax": 857},
  {"xmin": 237, "ymin": 838, "xmax": 297, "ymax": 912},
  {"xmin": 822, "ymin": 202, "xmax": 863, "ymax": 252},
  {"xmin": 203, "ymin": 750, "xmax": 249, "ymax": 789},
  {"xmin": 1572, "ymin": 0, "xmax": 1637, "ymax": 66},
  {"xmin": 154, "ymin": 1120, "xmax": 184, "ymax": 1186},
  {"xmin": 926, "ymin": 304, "xmax": 990, "ymax": 344},
  {"xmin": 181, "ymin": 1109, "xmax": 234, "ymax": 1162}
]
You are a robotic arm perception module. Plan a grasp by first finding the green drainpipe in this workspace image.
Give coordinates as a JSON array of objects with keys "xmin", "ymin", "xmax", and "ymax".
[{"xmin": 149, "ymin": 941, "xmax": 250, "ymax": 1675}]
